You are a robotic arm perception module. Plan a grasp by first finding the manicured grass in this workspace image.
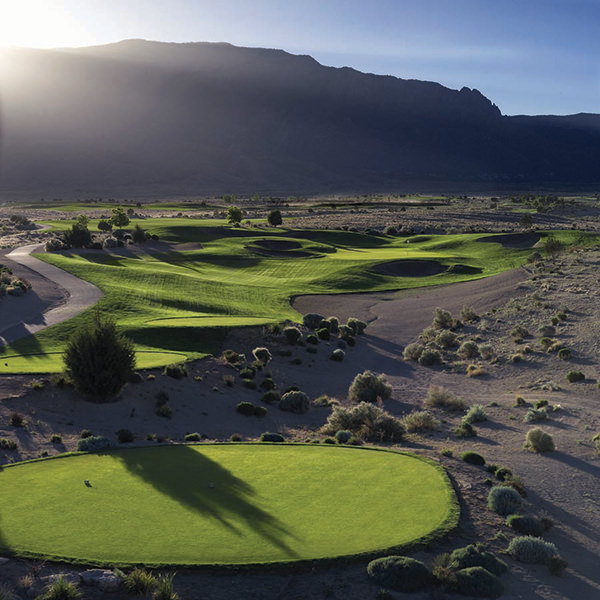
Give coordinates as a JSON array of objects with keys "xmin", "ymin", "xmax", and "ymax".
[{"xmin": 0, "ymin": 444, "xmax": 458, "ymax": 567}]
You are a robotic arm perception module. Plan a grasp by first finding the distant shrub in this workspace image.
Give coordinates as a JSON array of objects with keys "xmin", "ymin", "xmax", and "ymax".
[
  {"xmin": 403, "ymin": 343, "xmax": 424, "ymax": 361},
  {"xmin": 124, "ymin": 567, "xmax": 157, "ymax": 595},
  {"xmin": 435, "ymin": 330, "xmax": 459, "ymax": 349},
  {"xmin": 184, "ymin": 433, "xmax": 202, "ymax": 442},
  {"xmin": 402, "ymin": 411, "xmax": 439, "ymax": 432},
  {"xmin": 329, "ymin": 349, "xmax": 345, "ymax": 362},
  {"xmin": 348, "ymin": 370, "xmax": 392, "ymax": 403},
  {"xmin": 458, "ymin": 340, "xmax": 480, "ymax": 359},
  {"xmin": 366, "ymin": 556, "xmax": 431, "ymax": 592},
  {"xmin": 321, "ymin": 402, "xmax": 404, "ymax": 443},
  {"xmin": 222, "ymin": 349, "xmax": 245, "ymax": 364},
  {"xmin": 524, "ymin": 428, "xmax": 555, "ymax": 452},
  {"xmin": 155, "ymin": 403, "xmax": 173, "ymax": 419},
  {"xmin": 116, "ymin": 429, "xmax": 134, "ymax": 443},
  {"xmin": 302, "ymin": 313, "xmax": 325, "ymax": 329},
  {"xmin": 424, "ymin": 385, "xmax": 466, "ymax": 410},
  {"xmin": 237, "ymin": 402, "xmax": 257, "ymax": 416},
  {"xmin": 455, "ymin": 567, "xmax": 504, "ymax": 599},
  {"xmin": 163, "ymin": 363, "xmax": 187, "ymax": 379},
  {"xmin": 557, "ymin": 348, "xmax": 571, "ymax": 360},
  {"xmin": 334, "ymin": 430, "xmax": 353, "ymax": 443},
  {"xmin": 306, "ymin": 334, "xmax": 319, "ymax": 345},
  {"xmin": 506, "ymin": 515, "xmax": 545, "ymax": 537},
  {"xmin": 0, "ymin": 438, "xmax": 17, "ymax": 450},
  {"xmin": 283, "ymin": 326, "xmax": 302, "ymax": 345},
  {"xmin": 9, "ymin": 412, "xmax": 24, "ymax": 427},
  {"xmin": 433, "ymin": 307, "xmax": 453, "ymax": 329},
  {"xmin": 507, "ymin": 536, "xmax": 558, "ymax": 564},
  {"xmin": 263, "ymin": 390, "xmax": 280, "ymax": 403},
  {"xmin": 384, "ymin": 225, "xmax": 397, "ymax": 235},
  {"xmin": 80, "ymin": 429, "xmax": 93, "ymax": 439},
  {"xmin": 254, "ymin": 405, "xmax": 267, "ymax": 417},
  {"xmin": 50, "ymin": 434, "xmax": 62, "ymax": 444},
  {"xmin": 487, "ymin": 486, "xmax": 523, "ymax": 515},
  {"xmin": 548, "ymin": 555, "xmax": 568, "ymax": 576},
  {"xmin": 479, "ymin": 344, "xmax": 494, "ymax": 360},
  {"xmin": 280, "ymin": 390, "xmax": 310, "ymax": 414},
  {"xmin": 325, "ymin": 316, "xmax": 339, "ymax": 333},
  {"xmin": 77, "ymin": 436, "xmax": 113, "ymax": 452},
  {"xmin": 347, "ymin": 318, "xmax": 367, "ymax": 335},
  {"xmin": 229, "ymin": 433, "xmax": 242, "ymax": 442},
  {"xmin": 323, "ymin": 436, "xmax": 337, "ymax": 444},
  {"xmin": 538, "ymin": 325, "xmax": 556, "ymax": 337},
  {"xmin": 450, "ymin": 544, "xmax": 508, "ymax": 576},
  {"xmin": 566, "ymin": 370, "xmax": 584, "ymax": 383},
  {"xmin": 418, "ymin": 348, "xmax": 442, "ymax": 366},
  {"xmin": 260, "ymin": 432, "xmax": 284, "ymax": 442},
  {"xmin": 460, "ymin": 305, "xmax": 479, "ymax": 322},
  {"xmin": 524, "ymin": 407, "xmax": 548, "ymax": 423},
  {"xmin": 455, "ymin": 421, "xmax": 476, "ymax": 438},
  {"xmin": 464, "ymin": 404, "xmax": 488, "ymax": 424},
  {"xmin": 461, "ymin": 451, "xmax": 485, "ymax": 466},
  {"xmin": 252, "ymin": 347, "xmax": 272, "ymax": 365},
  {"xmin": 316, "ymin": 327, "xmax": 330, "ymax": 340},
  {"xmin": 511, "ymin": 325, "xmax": 529, "ymax": 339}
]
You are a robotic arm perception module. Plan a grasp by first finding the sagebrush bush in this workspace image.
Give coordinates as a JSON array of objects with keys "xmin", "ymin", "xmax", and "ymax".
[
  {"xmin": 479, "ymin": 344, "xmax": 494, "ymax": 360},
  {"xmin": 283, "ymin": 326, "xmax": 302, "ymax": 345},
  {"xmin": 321, "ymin": 402, "xmax": 404, "ymax": 443},
  {"xmin": 455, "ymin": 421, "xmax": 476, "ymax": 438},
  {"xmin": 566, "ymin": 370, "xmax": 585, "ymax": 383},
  {"xmin": 366, "ymin": 556, "xmax": 431, "ymax": 592},
  {"xmin": 348, "ymin": 370, "xmax": 392, "ymax": 403},
  {"xmin": 433, "ymin": 307, "xmax": 453, "ymax": 329},
  {"xmin": 260, "ymin": 432, "xmax": 284, "ymax": 442},
  {"xmin": 279, "ymin": 390, "xmax": 310, "ymax": 414},
  {"xmin": 455, "ymin": 567, "xmax": 504, "ymax": 599},
  {"xmin": 487, "ymin": 486, "xmax": 522, "ymax": 515},
  {"xmin": 334, "ymin": 430, "xmax": 353, "ymax": 443},
  {"xmin": 124, "ymin": 568, "xmax": 157, "ymax": 595},
  {"xmin": 222, "ymin": 349, "xmax": 245, "ymax": 364},
  {"xmin": 302, "ymin": 313, "xmax": 324, "ymax": 329},
  {"xmin": 548, "ymin": 555, "xmax": 568, "ymax": 576},
  {"xmin": 464, "ymin": 404, "xmax": 488, "ymax": 424},
  {"xmin": 347, "ymin": 317, "xmax": 367, "ymax": 335},
  {"xmin": 316, "ymin": 327, "xmax": 330, "ymax": 340},
  {"xmin": 424, "ymin": 385, "xmax": 466, "ymax": 410},
  {"xmin": 236, "ymin": 402, "xmax": 257, "ymax": 416},
  {"xmin": 306, "ymin": 334, "xmax": 318, "ymax": 345},
  {"xmin": 76, "ymin": 436, "xmax": 113, "ymax": 452},
  {"xmin": 460, "ymin": 305, "xmax": 479, "ymax": 322},
  {"xmin": 252, "ymin": 347, "xmax": 272, "ymax": 365},
  {"xmin": 263, "ymin": 390, "xmax": 280, "ymax": 403},
  {"xmin": 506, "ymin": 514, "xmax": 545, "ymax": 537},
  {"xmin": 435, "ymin": 330, "xmax": 459, "ymax": 349},
  {"xmin": 524, "ymin": 407, "xmax": 548, "ymax": 423},
  {"xmin": 63, "ymin": 313, "xmax": 135, "ymax": 400},
  {"xmin": 0, "ymin": 438, "xmax": 17, "ymax": 450},
  {"xmin": 461, "ymin": 451, "xmax": 485, "ymax": 466},
  {"xmin": 403, "ymin": 343, "xmax": 424, "ymax": 361},
  {"xmin": 507, "ymin": 536, "xmax": 558, "ymax": 564},
  {"xmin": 538, "ymin": 325, "xmax": 556, "ymax": 337},
  {"xmin": 418, "ymin": 348, "xmax": 442, "ymax": 366},
  {"xmin": 450, "ymin": 544, "xmax": 508, "ymax": 576},
  {"xmin": 330, "ymin": 349, "xmax": 345, "ymax": 362},
  {"xmin": 458, "ymin": 340, "xmax": 480, "ymax": 359},
  {"xmin": 401, "ymin": 410, "xmax": 440, "ymax": 432},
  {"xmin": 524, "ymin": 428, "xmax": 555, "ymax": 452},
  {"xmin": 163, "ymin": 363, "xmax": 188, "ymax": 379}
]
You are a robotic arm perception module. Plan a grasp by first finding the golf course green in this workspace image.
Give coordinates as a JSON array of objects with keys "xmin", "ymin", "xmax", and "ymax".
[{"xmin": 0, "ymin": 444, "xmax": 458, "ymax": 566}]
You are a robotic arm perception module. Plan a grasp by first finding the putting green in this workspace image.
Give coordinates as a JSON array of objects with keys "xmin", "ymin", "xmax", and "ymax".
[{"xmin": 0, "ymin": 444, "xmax": 458, "ymax": 567}]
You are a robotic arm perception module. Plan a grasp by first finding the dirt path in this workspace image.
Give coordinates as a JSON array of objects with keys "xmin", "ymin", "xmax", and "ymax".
[{"xmin": 0, "ymin": 244, "xmax": 103, "ymax": 346}]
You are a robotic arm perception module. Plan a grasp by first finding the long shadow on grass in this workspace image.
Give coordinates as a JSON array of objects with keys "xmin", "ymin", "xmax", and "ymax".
[{"xmin": 115, "ymin": 446, "xmax": 298, "ymax": 557}]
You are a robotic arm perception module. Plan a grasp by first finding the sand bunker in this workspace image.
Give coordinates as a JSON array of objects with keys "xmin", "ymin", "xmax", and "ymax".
[
  {"xmin": 477, "ymin": 232, "xmax": 540, "ymax": 249},
  {"xmin": 372, "ymin": 259, "xmax": 446, "ymax": 277}
]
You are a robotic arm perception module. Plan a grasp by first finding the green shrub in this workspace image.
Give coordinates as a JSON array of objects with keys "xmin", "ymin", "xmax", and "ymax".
[
  {"xmin": 433, "ymin": 307, "xmax": 453, "ymax": 329},
  {"xmin": 306, "ymin": 334, "xmax": 319, "ymax": 345},
  {"xmin": 401, "ymin": 410, "xmax": 440, "ymax": 432},
  {"xmin": 435, "ymin": 330, "xmax": 459, "ymax": 349},
  {"xmin": 524, "ymin": 428, "xmax": 555, "ymax": 452},
  {"xmin": 260, "ymin": 432, "xmax": 284, "ymax": 442},
  {"xmin": 152, "ymin": 573, "xmax": 178, "ymax": 600},
  {"xmin": 163, "ymin": 363, "xmax": 188, "ymax": 379},
  {"xmin": 464, "ymin": 404, "xmax": 488, "ymax": 424},
  {"xmin": 557, "ymin": 348, "xmax": 571, "ymax": 360},
  {"xmin": 566, "ymin": 370, "xmax": 585, "ymax": 383},
  {"xmin": 487, "ymin": 486, "xmax": 522, "ymax": 515},
  {"xmin": 366, "ymin": 556, "xmax": 431, "ymax": 592},
  {"xmin": 455, "ymin": 421, "xmax": 476, "ymax": 438},
  {"xmin": 313, "ymin": 327, "xmax": 328, "ymax": 341},
  {"xmin": 283, "ymin": 326, "xmax": 302, "ymax": 345},
  {"xmin": 461, "ymin": 451, "xmax": 485, "ymax": 466},
  {"xmin": 279, "ymin": 390, "xmax": 310, "ymax": 414},
  {"xmin": 302, "ymin": 313, "xmax": 325, "ymax": 329},
  {"xmin": 323, "ymin": 436, "xmax": 337, "ymax": 444},
  {"xmin": 507, "ymin": 536, "xmax": 558, "ymax": 564},
  {"xmin": 254, "ymin": 405, "xmax": 267, "ymax": 417},
  {"xmin": 458, "ymin": 341, "xmax": 480, "ymax": 359},
  {"xmin": 124, "ymin": 567, "xmax": 157, "ymax": 595},
  {"xmin": 334, "ymin": 430, "xmax": 353, "ymax": 443},
  {"xmin": 259, "ymin": 377, "xmax": 275, "ymax": 390},
  {"xmin": 524, "ymin": 407, "xmax": 548, "ymax": 423},
  {"xmin": 494, "ymin": 466, "xmax": 512, "ymax": 481},
  {"xmin": 184, "ymin": 433, "xmax": 202, "ymax": 442},
  {"xmin": 418, "ymin": 348, "xmax": 442, "ymax": 366},
  {"xmin": 0, "ymin": 438, "xmax": 17, "ymax": 450},
  {"xmin": 230, "ymin": 433, "xmax": 242, "ymax": 442},
  {"xmin": 403, "ymin": 343, "xmax": 424, "ymax": 361},
  {"xmin": 348, "ymin": 370, "xmax": 392, "ymax": 403},
  {"xmin": 263, "ymin": 390, "xmax": 280, "ymax": 403},
  {"xmin": 237, "ymin": 402, "xmax": 257, "ymax": 416},
  {"xmin": 37, "ymin": 576, "xmax": 82, "ymax": 600},
  {"xmin": 80, "ymin": 429, "xmax": 93, "ymax": 439},
  {"xmin": 424, "ymin": 385, "xmax": 466, "ymax": 410},
  {"xmin": 330, "ymin": 349, "xmax": 345, "ymax": 362},
  {"xmin": 347, "ymin": 317, "xmax": 367, "ymax": 335},
  {"xmin": 252, "ymin": 347, "xmax": 272, "ymax": 365},
  {"xmin": 325, "ymin": 316, "xmax": 339, "ymax": 333},
  {"xmin": 116, "ymin": 429, "xmax": 134, "ymax": 443},
  {"xmin": 506, "ymin": 514, "xmax": 545, "ymax": 537},
  {"xmin": 450, "ymin": 544, "xmax": 508, "ymax": 576},
  {"xmin": 455, "ymin": 567, "xmax": 504, "ymax": 599},
  {"xmin": 63, "ymin": 313, "xmax": 135, "ymax": 400},
  {"xmin": 76, "ymin": 436, "xmax": 113, "ymax": 452},
  {"xmin": 321, "ymin": 402, "xmax": 404, "ymax": 442}
]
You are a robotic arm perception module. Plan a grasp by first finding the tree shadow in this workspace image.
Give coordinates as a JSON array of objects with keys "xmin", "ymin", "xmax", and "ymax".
[{"xmin": 114, "ymin": 446, "xmax": 298, "ymax": 557}]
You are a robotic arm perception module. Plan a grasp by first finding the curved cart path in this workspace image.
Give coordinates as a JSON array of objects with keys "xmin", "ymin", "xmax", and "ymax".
[{"xmin": 0, "ymin": 244, "xmax": 103, "ymax": 346}]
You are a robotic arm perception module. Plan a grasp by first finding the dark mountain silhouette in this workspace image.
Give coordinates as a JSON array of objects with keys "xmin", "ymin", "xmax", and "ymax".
[{"xmin": 0, "ymin": 39, "xmax": 598, "ymax": 198}]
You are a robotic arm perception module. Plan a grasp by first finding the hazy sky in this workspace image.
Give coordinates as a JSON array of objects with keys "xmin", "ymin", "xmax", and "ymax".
[{"xmin": 1, "ymin": 0, "xmax": 598, "ymax": 115}]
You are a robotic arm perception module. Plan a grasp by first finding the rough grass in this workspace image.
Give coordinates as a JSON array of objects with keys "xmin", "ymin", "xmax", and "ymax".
[{"xmin": 0, "ymin": 444, "xmax": 458, "ymax": 567}]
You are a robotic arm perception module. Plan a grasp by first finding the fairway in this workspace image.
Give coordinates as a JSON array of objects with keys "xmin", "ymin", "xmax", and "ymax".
[{"xmin": 0, "ymin": 444, "xmax": 458, "ymax": 566}]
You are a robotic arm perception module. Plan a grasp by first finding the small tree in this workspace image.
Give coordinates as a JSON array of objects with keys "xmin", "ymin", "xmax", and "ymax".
[
  {"xmin": 64, "ymin": 222, "xmax": 91, "ymax": 248},
  {"xmin": 545, "ymin": 238, "xmax": 564, "ymax": 262},
  {"xmin": 64, "ymin": 313, "xmax": 136, "ymax": 400},
  {"xmin": 519, "ymin": 214, "xmax": 533, "ymax": 228},
  {"xmin": 267, "ymin": 210, "xmax": 283, "ymax": 226},
  {"xmin": 110, "ymin": 207, "xmax": 130, "ymax": 227},
  {"xmin": 132, "ymin": 224, "xmax": 147, "ymax": 244},
  {"xmin": 227, "ymin": 206, "xmax": 243, "ymax": 224}
]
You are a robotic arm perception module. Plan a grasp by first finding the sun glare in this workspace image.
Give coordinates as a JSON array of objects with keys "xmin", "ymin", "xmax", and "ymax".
[{"xmin": 0, "ymin": 0, "xmax": 92, "ymax": 48}]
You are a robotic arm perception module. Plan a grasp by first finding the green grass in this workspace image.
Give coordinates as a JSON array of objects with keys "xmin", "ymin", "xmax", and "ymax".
[
  {"xmin": 0, "ymin": 444, "xmax": 458, "ymax": 567},
  {"xmin": 3, "ymin": 221, "xmax": 597, "ymax": 373}
]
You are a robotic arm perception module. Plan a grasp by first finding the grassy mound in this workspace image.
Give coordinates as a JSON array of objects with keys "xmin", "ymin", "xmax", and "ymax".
[{"xmin": 0, "ymin": 444, "xmax": 458, "ymax": 567}]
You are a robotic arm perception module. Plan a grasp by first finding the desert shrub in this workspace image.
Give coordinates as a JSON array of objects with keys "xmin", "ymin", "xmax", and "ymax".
[
  {"xmin": 45, "ymin": 237, "xmax": 68, "ymax": 251},
  {"xmin": 450, "ymin": 544, "xmax": 508, "ymax": 576},
  {"xmin": 279, "ymin": 390, "xmax": 310, "ymax": 414},
  {"xmin": 507, "ymin": 536, "xmax": 558, "ymax": 564},
  {"xmin": 487, "ymin": 486, "xmax": 522, "ymax": 515},
  {"xmin": 306, "ymin": 334, "xmax": 318, "ymax": 345},
  {"xmin": 229, "ymin": 433, "xmax": 242, "ymax": 442},
  {"xmin": 566, "ymin": 370, "xmax": 584, "ymax": 383},
  {"xmin": 302, "ymin": 313, "xmax": 325, "ymax": 329},
  {"xmin": 252, "ymin": 347, "xmax": 272, "ymax": 365},
  {"xmin": 538, "ymin": 325, "xmax": 556, "ymax": 337},
  {"xmin": 260, "ymin": 432, "xmax": 284, "ymax": 443},
  {"xmin": 254, "ymin": 405, "xmax": 267, "ymax": 417},
  {"xmin": 458, "ymin": 340, "xmax": 480, "ymax": 359},
  {"xmin": 548, "ymin": 555, "xmax": 568, "ymax": 576},
  {"xmin": 506, "ymin": 514, "xmax": 545, "ymax": 537},
  {"xmin": 263, "ymin": 390, "xmax": 280, "ymax": 403},
  {"xmin": 334, "ymin": 430, "xmax": 353, "ymax": 443},
  {"xmin": 401, "ymin": 410, "xmax": 440, "ymax": 432},
  {"xmin": 440, "ymin": 448, "xmax": 453, "ymax": 457},
  {"xmin": 184, "ymin": 433, "xmax": 202, "ymax": 442},
  {"xmin": 384, "ymin": 225, "xmax": 397, "ymax": 235},
  {"xmin": 418, "ymin": 348, "xmax": 442, "ymax": 366},
  {"xmin": 494, "ymin": 466, "xmax": 512, "ymax": 481},
  {"xmin": 524, "ymin": 428, "xmax": 555, "ymax": 452},
  {"xmin": 163, "ymin": 363, "xmax": 187, "ymax": 379},
  {"xmin": 116, "ymin": 429, "xmax": 134, "ymax": 443},
  {"xmin": 524, "ymin": 407, "xmax": 548, "ymax": 423},
  {"xmin": 557, "ymin": 348, "xmax": 571, "ymax": 360},
  {"xmin": 242, "ymin": 379, "xmax": 257, "ymax": 390},
  {"xmin": 433, "ymin": 307, "xmax": 453, "ymax": 329},
  {"xmin": 0, "ymin": 582, "xmax": 16, "ymax": 600},
  {"xmin": 424, "ymin": 385, "xmax": 466, "ymax": 410},
  {"xmin": 461, "ymin": 305, "xmax": 480, "ymax": 322},
  {"xmin": 0, "ymin": 438, "xmax": 17, "ymax": 450},
  {"xmin": 156, "ymin": 403, "xmax": 173, "ymax": 418},
  {"xmin": 435, "ymin": 330, "xmax": 459, "ymax": 349},
  {"xmin": 464, "ymin": 404, "xmax": 488, "ymax": 424},
  {"xmin": 76, "ymin": 435, "xmax": 113, "ymax": 452},
  {"xmin": 527, "ymin": 251, "xmax": 542, "ymax": 263},
  {"xmin": 461, "ymin": 451, "xmax": 485, "ymax": 466},
  {"xmin": 239, "ymin": 366, "xmax": 256, "ymax": 379},
  {"xmin": 50, "ymin": 434, "xmax": 62, "ymax": 444},
  {"xmin": 124, "ymin": 567, "xmax": 157, "ymax": 595},
  {"xmin": 539, "ymin": 337, "xmax": 553, "ymax": 350},
  {"xmin": 153, "ymin": 572, "xmax": 178, "ymax": 600},
  {"xmin": 479, "ymin": 344, "xmax": 494, "ymax": 360},
  {"xmin": 222, "ymin": 349, "xmax": 245, "ymax": 364},
  {"xmin": 329, "ymin": 349, "xmax": 345, "ymax": 362},
  {"xmin": 37, "ymin": 576, "xmax": 82, "ymax": 600},
  {"xmin": 313, "ymin": 395, "xmax": 338, "ymax": 407},
  {"xmin": 237, "ymin": 402, "xmax": 257, "ymax": 416},
  {"xmin": 366, "ymin": 556, "xmax": 431, "ymax": 592},
  {"xmin": 455, "ymin": 567, "xmax": 504, "ymax": 599},
  {"xmin": 347, "ymin": 317, "xmax": 367, "ymax": 335},
  {"xmin": 80, "ymin": 429, "xmax": 93, "ymax": 439},
  {"xmin": 316, "ymin": 327, "xmax": 330, "ymax": 340},
  {"xmin": 511, "ymin": 325, "xmax": 529, "ymax": 339},
  {"xmin": 340, "ymin": 333, "xmax": 356, "ymax": 346},
  {"xmin": 321, "ymin": 402, "xmax": 404, "ymax": 443},
  {"xmin": 323, "ymin": 436, "xmax": 337, "ymax": 444},
  {"xmin": 283, "ymin": 326, "xmax": 302, "ymax": 345},
  {"xmin": 455, "ymin": 421, "xmax": 476, "ymax": 438},
  {"xmin": 9, "ymin": 412, "xmax": 24, "ymax": 427},
  {"xmin": 403, "ymin": 343, "xmax": 424, "ymax": 361},
  {"xmin": 348, "ymin": 370, "xmax": 392, "ymax": 403},
  {"xmin": 260, "ymin": 377, "xmax": 275, "ymax": 391},
  {"xmin": 317, "ymin": 319, "xmax": 332, "ymax": 332},
  {"xmin": 325, "ymin": 316, "xmax": 339, "ymax": 333}
]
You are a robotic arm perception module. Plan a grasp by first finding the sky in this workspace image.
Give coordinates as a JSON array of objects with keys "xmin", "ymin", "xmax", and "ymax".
[{"xmin": 1, "ymin": 0, "xmax": 598, "ymax": 115}]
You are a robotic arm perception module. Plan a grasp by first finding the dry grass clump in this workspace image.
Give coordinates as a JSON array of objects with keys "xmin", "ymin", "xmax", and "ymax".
[
  {"xmin": 401, "ymin": 410, "xmax": 440, "ymax": 433},
  {"xmin": 466, "ymin": 364, "xmax": 486, "ymax": 377},
  {"xmin": 424, "ymin": 385, "xmax": 466, "ymax": 411}
]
